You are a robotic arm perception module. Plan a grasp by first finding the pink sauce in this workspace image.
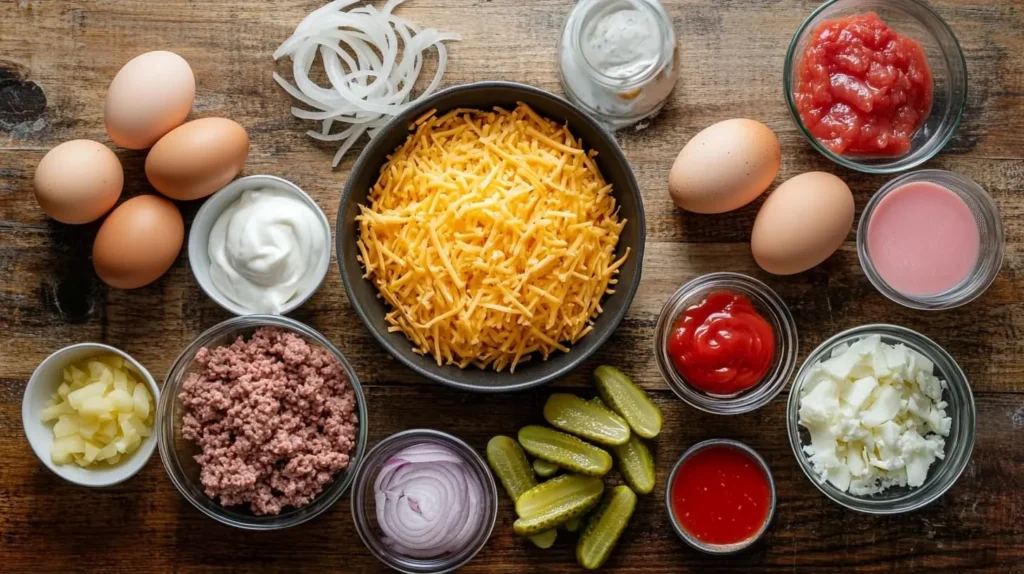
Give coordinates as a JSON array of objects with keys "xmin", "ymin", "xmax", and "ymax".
[{"xmin": 866, "ymin": 181, "xmax": 979, "ymax": 296}]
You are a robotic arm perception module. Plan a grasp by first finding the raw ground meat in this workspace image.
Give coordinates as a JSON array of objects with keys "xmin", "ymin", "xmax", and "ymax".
[{"xmin": 179, "ymin": 327, "xmax": 358, "ymax": 515}]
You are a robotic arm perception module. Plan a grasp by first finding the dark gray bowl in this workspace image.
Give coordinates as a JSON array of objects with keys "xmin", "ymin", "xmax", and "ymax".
[{"xmin": 337, "ymin": 81, "xmax": 645, "ymax": 392}]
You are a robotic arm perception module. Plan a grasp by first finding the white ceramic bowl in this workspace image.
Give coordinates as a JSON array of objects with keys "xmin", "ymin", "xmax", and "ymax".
[
  {"xmin": 188, "ymin": 175, "xmax": 332, "ymax": 316},
  {"xmin": 22, "ymin": 343, "xmax": 160, "ymax": 487}
]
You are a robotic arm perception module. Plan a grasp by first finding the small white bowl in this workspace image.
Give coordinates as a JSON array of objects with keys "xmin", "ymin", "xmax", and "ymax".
[
  {"xmin": 188, "ymin": 175, "xmax": 332, "ymax": 316},
  {"xmin": 22, "ymin": 343, "xmax": 160, "ymax": 487}
]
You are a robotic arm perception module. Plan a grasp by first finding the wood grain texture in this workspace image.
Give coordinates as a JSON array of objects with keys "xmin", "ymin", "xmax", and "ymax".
[{"xmin": 1, "ymin": 0, "xmax": 1022, "ymax": 572}]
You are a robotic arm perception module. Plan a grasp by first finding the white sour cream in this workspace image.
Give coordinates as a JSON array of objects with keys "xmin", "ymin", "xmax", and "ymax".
[
  {"xmin": 581, "ymin": 6, "xmax": 661, "ymax": 79},
  {"xmin": 208, "ymin": 188, "xmax": 327, "ymax": 313}
]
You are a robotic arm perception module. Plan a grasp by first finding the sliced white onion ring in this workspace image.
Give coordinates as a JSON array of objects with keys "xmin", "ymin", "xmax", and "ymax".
[
  {"xmin": 374, "ymin": 443, "xmax": 484, "ymax": 558},
  {"xmin": 274, "ymin": 0, "xmax": 460, "ymax": 167}
]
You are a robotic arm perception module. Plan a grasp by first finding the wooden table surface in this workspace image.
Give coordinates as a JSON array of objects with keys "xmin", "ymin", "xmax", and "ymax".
[{"xmin": 1, "ymin": 0, "xmax": 1022, "ymax": 572}]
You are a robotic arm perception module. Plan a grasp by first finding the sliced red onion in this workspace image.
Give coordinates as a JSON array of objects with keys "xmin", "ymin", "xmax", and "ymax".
[{"xmin": 374, "ymin": 442, "xmax": 484, "ymax": 558}]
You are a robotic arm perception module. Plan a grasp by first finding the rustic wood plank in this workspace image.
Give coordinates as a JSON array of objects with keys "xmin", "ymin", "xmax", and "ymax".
[{"xmin": 1, "ymin": 0, "xmax": 1022, "ymax": 572}]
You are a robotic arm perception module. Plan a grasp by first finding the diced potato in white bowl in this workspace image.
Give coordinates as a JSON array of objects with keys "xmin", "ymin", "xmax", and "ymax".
[{"xmin": 22, "ymin": 343, "xmax": 159, "ymax": 487}]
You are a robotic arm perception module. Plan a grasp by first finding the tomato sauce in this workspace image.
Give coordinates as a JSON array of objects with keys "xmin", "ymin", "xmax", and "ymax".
[
  {"xmin": 665, "ymin": 292, "xmax": 775, "ymax": 395},
  {"xmin": 794, "ymin": 12, "xmax": 933, "ymax": 157},
  {"xmin": 670, "ymin": 445, "xmax": 772, "ymax": 546}
]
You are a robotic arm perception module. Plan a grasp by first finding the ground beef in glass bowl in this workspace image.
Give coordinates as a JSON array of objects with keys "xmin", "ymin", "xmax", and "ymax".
[{"xmin": 158, "ymin": 315, "xmax": 368, "ymax": 530}]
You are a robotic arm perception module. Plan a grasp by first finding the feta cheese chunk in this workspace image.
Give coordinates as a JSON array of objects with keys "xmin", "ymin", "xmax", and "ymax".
[{"xmin": 798, "ymin": 336, "xmax": 951, "ymax": 496}]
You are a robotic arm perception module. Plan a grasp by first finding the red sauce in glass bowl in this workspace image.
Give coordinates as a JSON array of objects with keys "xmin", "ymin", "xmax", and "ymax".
[
  {"xmin": 794, "ymin": 12, "xmax": 933, "ymax": 157},
  {"xmin": 670, "ymin": 445, "xmax": 772, "ymax": 546},
  {"xmin": 665, "ymin": 292, "xmax": 775, "ymax": 395}
]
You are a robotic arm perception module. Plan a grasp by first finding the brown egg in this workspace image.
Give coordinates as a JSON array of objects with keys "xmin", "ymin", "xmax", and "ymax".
[
  {"xmin": 669, "ymin": 119, "xmax": 781, "ymax": 214},
  {"xmin": 145, "ymin": 117, "xmax": 249, "ymax": 201},
  {"xmin": 93, "ymin": 195, "xmax": 184, "ymax": 289},
  {"xmin": 751, "ymin": 172, "xmax": 855, "ymax": 275},
  {"xmin": 34, "ymin": 140, "xmax": 123, "ymax": 224},
  {"xmin": 105, "ymin": 51, "xmax": 195, "ymax": 150}
]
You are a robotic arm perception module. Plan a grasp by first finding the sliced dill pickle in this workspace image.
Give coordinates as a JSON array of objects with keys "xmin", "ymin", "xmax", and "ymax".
[
  {"xmin": 486, "ymin": 435, "xmax": 537, "ymax": 501},
  {"xmin": 518, "ymin": 425, "xmax": 612, "ymax": 476},
  {"xmin": 564, "ymin": 517, "xmax": 582, "ymax": 532},
  {"xmin": 486, "ymin": 436, "xmax": 558, "ymax": 545},
  {"xmin": 611, "ymin": 435, "xmax": 656, "ymax": 495},
  {"xmin": 514, "ymin": 474, "xmax": 604, "ymax": 536},
  {"xmin": 576, "ymin": 485, "xmax": 638, "ymax": 570},
  {"xmin": 529, "ymin": 528, "xmax": 558, "ymax": 549},
  {"xmin": 594, "ymin": 366, "xmax": 663, "ymax": 439},
  {"xmin": 533, "ymin": 458, "xmax": 561, "ymax": 479},
  {"xmin": 543, "ymin": 393, "xmax": 631, "ymax": 446}
]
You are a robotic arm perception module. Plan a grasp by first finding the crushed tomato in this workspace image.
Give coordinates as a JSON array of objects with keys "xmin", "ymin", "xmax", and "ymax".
[{"xmin": 794, "ymin": 12, "xmax": 933, "ymax": 157}]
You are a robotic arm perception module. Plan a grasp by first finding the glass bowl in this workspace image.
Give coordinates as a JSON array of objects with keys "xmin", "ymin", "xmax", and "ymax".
[
  {"xmin": 784, "ymin": 0, "xmax": 967, "ymax": 174},
  {"xmin": 857, "ymin": 170, "xmax": 1004, "ymax": 310},
  {"xmin": 665, "ymin": 439, "xmax": 776, "ymax": 554},
  {"xmin": 786, "ymin": 324, "xmax": 976, "ymax": 514},
  {"xmin": 350, "ymin": 429, "xmax": 498, "ymax": 574},
  {"xmin": 654, "ymin": 273, "xmax": 798, "ymax": 415},
  {"xmin": 157, "ymin": 315, "xmax": 368, "ymax": 530}
]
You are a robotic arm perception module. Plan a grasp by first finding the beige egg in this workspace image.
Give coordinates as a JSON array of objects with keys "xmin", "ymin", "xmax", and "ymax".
[
  {"xmin": 93, "ymin": 195, "xmax": 184, "ymax": 289},
  {"xmin": 669, "ymin": 119, "xmax": 781, "ymax": 214},
  {"xmin": 145, "ymin": 117, "xmax": 249, "ymax": 201},
  {"xmin": 751, "ymin": 172, "xmax": 855, "ymax": 275},
  {"xmin": 105, "ymin": 51, "xmax": 195, "ymax": 150},
  {"xmin": 33, "ymin": 140, "xmax": 123, "ymax": 224}
]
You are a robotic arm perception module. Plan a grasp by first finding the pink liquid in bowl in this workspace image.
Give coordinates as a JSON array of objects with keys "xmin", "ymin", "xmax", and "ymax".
[{"xmin": 867, "ymin": 181, "xmax": 980, "ymax": 296}]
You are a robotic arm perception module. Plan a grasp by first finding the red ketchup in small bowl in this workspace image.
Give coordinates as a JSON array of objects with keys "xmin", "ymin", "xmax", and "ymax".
[{"xmin": 665, "ymin": 292, "xmax": 775, "ymax": 395}]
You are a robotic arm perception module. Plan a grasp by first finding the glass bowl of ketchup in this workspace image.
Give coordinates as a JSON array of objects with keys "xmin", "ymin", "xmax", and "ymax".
[
  {"xmin": 654, "ymin": 273, "xmax": 798, "ymax": 415},
  {"xmin": 783, "ymin": 0, "xmax": 967, "ymax": 174}
]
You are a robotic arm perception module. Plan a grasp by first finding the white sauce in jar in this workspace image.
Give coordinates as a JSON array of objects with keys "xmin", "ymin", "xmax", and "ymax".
[
  {"xmin": 208, "ymin": 188, "xmax": 327, "ymax": 313},
  {"xmin": 581, "ymin": 7, "xmax": 660, "ymax": 79},
  {"xmin": 559, "ymin": 0, "xmax": 679, "ymax": 130}
]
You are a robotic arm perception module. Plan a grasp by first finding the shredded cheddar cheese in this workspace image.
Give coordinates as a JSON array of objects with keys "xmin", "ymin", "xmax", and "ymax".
[{"xmin": 356, "ymin": 103, "xmax": 629, "ymax": 372}]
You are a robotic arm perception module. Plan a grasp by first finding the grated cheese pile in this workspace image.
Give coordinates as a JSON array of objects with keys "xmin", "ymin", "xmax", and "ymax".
[{"xmin": 356, "ymin": 103, "xmax": 629, "ymax": 372}]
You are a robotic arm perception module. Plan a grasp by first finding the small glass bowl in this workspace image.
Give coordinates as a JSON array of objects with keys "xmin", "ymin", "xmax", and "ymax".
[
  {"xmin": 857, "ymin": 170, "xmax": 1004, "ymax": 310},
  {"xmin": 157, "ymin": 315, "xmax": 368, "ymax": 530},
  {"xmin": 786, "ymin": 324, "xmax": 976, "ymax": 514},
  {"xmin": 784, "ymin": 0, "xmax": 967, "ymax": 173},
  {"xmin": 350, "ymin": 429, "xmax": 498, "ymax": 574},
  {"xmin": 666, "ymin": 439, "xmax": 777, "ymax": 554},
  {"xmin": 654, "ymin": 273, "xmax": 798, "ymax": 415}
]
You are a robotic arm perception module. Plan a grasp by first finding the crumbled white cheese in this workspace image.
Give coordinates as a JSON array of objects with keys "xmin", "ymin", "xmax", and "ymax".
[{"xmin": 798, "ymin": 335, "xmax": 952, "ymax": 496}]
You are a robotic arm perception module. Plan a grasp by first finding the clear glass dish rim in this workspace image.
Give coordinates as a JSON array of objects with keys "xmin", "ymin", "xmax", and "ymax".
[
  {"xmin": 654, "ymin": 272, "xmax": 799, "ymax": 415},
  {"xmin": 665, "ymin": 438, "xmax": 777, "ymax": 554},
  {"xmin": 156, "ymin": 314, "xmax": 369, "ymax": 530},
  {"xmin": 349, "ymin": 429, "xmax": 499, "ymax": 574},
  {"xmin": 856, "ymin": 169, "xmax": 1005, "ymax": 310},
  {"xmin": 782, "ymin": 0, "xmax": 968, "ymax": 174},
  {"xmin": 784, "ymin": 324, "xmax": 977, "ymax": 514}
]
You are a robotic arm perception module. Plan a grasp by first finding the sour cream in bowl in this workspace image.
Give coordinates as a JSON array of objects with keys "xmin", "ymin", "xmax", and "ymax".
[{"xmin": 189, "ymin": 175, "xmax": 331, "ymax": 315}]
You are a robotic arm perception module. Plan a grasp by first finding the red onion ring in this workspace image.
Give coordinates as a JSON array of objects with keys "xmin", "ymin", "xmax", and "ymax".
[{"xmin": 374, "ymin": 443, "xmax": 484, "ymax": 558}]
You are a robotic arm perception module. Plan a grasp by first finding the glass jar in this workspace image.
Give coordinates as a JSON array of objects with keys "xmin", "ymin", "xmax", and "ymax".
[{"xmin": 558, "ymin": 0, "xmax": 680, "ymax": 130}]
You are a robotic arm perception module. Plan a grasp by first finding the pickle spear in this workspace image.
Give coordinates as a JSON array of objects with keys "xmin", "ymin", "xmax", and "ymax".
[
  {"xmin": 529, "ymin": 527, "xmax": 558, "ymax": 549},
  {"xmin": 543, "ymin": 393, "xmax": 631, "ymax": 446},
  {"xmin": 485, "ymin": 435, "xmax": 557, "ymax": 548},
  {"xmin": 611, "ymin": 435, "xmax": 656, "ymax": 495},
  {"xmin": 576, "ymin": 485, "xmax": 637, "ymax": 570},
  {"xmin": 594, "ymin": 366, "xmax": 663, "ymax": 439},
  {"xmin": 486, "ymin": 435, "xmax": 537, "ymax": 500},
  {"xmin": 518, "ymin": 425, "xmax": 612, "ymax": 476},
  {"xmin": 514, "ymin": 474, "xmax": 604, "ymax": 536},
  {"xmin": 533, "ymin": 458, "xmax": 561, "ymax": 479}
]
